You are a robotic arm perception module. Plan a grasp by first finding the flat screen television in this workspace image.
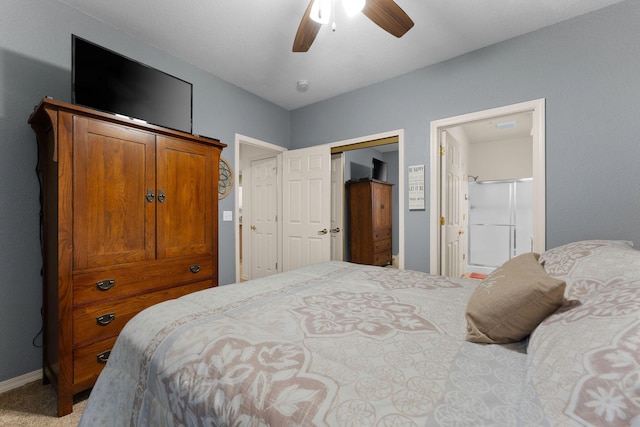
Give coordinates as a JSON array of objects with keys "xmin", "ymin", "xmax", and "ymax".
[
  {"xmin": 72, "ymin": 35, "xmax": 193, "ymax": 133},
  {"xmin": 372, "ymin": 158, "xmax": 388, "ymax": 182}
]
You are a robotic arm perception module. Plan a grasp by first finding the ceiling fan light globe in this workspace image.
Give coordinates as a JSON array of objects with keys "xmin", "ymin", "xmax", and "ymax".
[
  {"xmin": 310, "ymin": 0, "xmax": 332, "ymax": 24},
  {"xmin": 342, "ymin": 0, "xmax": 365, "ymax": 17}
]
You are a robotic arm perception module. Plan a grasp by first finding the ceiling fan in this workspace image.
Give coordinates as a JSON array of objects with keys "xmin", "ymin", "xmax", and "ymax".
[{"xmin": 293, "ymin": 0, "xmax": 414, "ymax": 52}]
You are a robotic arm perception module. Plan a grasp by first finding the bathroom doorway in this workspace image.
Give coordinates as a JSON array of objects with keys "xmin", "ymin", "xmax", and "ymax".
[{"xmin": 429, "ymin": 99, "xmax": 546, "ymax": 276}]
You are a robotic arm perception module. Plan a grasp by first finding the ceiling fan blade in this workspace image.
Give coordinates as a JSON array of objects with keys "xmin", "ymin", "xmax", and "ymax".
[
  {"xmin": 362, "ymin": 0, "xmax": 414, "ymax": 38},
  {"xmin": 293, "ymin": 0, "xmax": 322, "ymax": 52}
]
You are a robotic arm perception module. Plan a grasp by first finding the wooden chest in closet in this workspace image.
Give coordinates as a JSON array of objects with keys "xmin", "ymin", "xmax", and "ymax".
[
  {"xmin": 29, "ymin": 98, "xmax": 225, "ymax": 416},
  {"xmin": 347, "ymin": 179, "xmax": 393, "ymax": 266}
]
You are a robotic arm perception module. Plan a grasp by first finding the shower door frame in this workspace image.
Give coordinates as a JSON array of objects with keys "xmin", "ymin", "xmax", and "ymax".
[{"xmin": 467, "ymin": 178, "xmax": 533, "ymax": 272}]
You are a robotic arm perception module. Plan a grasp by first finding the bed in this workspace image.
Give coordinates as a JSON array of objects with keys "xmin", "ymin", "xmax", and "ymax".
[{"xmin": 79, "ymin": 240, "xmax": 640, "ymax": 426}]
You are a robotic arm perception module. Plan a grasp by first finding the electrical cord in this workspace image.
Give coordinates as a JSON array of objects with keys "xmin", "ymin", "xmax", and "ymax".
[{"xmin": 32, "ymin": 161, "xmax": 44, "ymax": 348}]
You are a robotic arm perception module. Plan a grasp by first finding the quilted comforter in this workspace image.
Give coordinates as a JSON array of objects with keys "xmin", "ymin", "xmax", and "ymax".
[{"xmin": 79, "ymin": 241, "xmax": 640, "ymax": 426}]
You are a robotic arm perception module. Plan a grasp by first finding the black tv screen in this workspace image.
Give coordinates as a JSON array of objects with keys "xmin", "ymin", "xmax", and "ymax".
[
  {"xmin": 372, "ymin": 158, "xmax": 388, "ymax": 182},
  {"xmin": 72, "ymin": 35, "xmax": 192, "ymax": 133}
]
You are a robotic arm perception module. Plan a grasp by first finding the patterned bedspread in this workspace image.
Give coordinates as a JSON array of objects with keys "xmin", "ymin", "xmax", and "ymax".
[{"xmin": 79, "ymin": 253, "xmax": 640, "ymax": 426}]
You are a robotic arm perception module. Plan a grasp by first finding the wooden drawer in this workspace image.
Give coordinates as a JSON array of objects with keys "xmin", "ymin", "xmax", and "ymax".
[
  {"xmin": 373, "ymin": 252, "xmax": 392, "ymax": 266},
  {"xmin": 73, "ymin": 280, "xmax": 212, "ymax": 345},
  {"xmin": 374, "ymin": 239, "xmax": 391, "ymax": 253},
  {"xmin": 73, "ymin": 336, "xmax": 117, "ymax": 387},
  {"xmin": 73, "ymin": 256, "xmax": 213, "ymax": 304},
  {"xmin": 373, "ymin": 228, "xmax": 391, "ymax": 241}
]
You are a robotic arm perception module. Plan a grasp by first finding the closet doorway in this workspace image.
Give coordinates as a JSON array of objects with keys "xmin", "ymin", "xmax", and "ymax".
[
  {"xmin": 329, "ymin": 134, "xmax": 403, "ymax": 268},
  {"xmin": 236, "ymin": 130, "xmax": 406, "ymax": 282},
  {"xmin": 429, "ymin": 99, "xmax": 546, "ymax": 276}
]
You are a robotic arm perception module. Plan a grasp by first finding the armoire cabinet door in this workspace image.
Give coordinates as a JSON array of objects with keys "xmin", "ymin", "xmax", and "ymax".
[
  {"xmin": 372, "ymin": 183, "xmax": 392, "ymax": 230},
  {"xmin": 73, "ymin": 117, "xmax": 156, "ymax": 269},
  {"xmin": 156, "ymin": 136, "xmax": 214, "ymax": 259}
]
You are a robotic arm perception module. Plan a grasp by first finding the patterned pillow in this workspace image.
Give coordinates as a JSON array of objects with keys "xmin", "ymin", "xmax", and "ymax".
[
  {"xmin": 539, "ymin": 240, "xmax": 640, "ymax": 301},
  {"xmin": 465, "ymin": 253, "xmax": 566, "ymax": 344},
  {"xmin": 526, "ymin": 277, "xmax": 640, "ymax": 425}
]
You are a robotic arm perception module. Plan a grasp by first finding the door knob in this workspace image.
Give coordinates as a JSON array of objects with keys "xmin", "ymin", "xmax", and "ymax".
[
  {"xmin": 330, "ymin": 227, "xmax": 341, "ymax": 233},
  {"xmin": 318, "ymin": 228, "xmax": 328, "ymax": 235},
  {"xmin": 458, "ymin": 230, "xmax": 465, "ymax": 235},
  {"xmin": 251, "ymin": 225, "xmax": 256, "ymax": 230}
]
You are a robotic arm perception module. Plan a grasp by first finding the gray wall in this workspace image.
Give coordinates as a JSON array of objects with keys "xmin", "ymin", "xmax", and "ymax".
[
  {"xmin": 291, "ymin": 0, "xmax": 640, "ymax": 271},
  {"xmin": 1, "ymin": 0, "xmax": 290, "ymax": 383},
  {"xmin": 2, "ymin": 0, "xmax": 639, "ymax": 385}
]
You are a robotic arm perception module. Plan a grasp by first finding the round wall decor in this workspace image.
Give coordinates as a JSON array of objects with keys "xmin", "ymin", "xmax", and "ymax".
[{"xmin": 218, "ymin": 157, "xmax": 233, "ymax": 199}]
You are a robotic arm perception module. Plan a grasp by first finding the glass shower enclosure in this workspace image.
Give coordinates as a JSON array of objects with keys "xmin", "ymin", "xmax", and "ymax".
[{"xmin": 467, "ymin": 179, "xmax": 533, "ymax": 274}]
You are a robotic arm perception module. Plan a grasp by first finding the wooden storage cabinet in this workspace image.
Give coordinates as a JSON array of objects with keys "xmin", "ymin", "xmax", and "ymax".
[
  {"xmin": 347, "ymin": 179, "xmax": 393, "ymax": 266},
  {"xmin": 29, "ymin": 98, "xmax": 225, "ymax": 416}
]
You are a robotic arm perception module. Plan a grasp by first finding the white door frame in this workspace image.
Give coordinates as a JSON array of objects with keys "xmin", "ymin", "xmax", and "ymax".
[
  {"xmin": 429, "ymin": 99, "xmax": 546, "ymax": 275},
  {"xmin": 235, "ymin": 134, "xmax": 286, "ymax": 283}
]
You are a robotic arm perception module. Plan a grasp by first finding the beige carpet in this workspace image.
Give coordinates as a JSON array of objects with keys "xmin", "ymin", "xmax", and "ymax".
[{"xmin": 0, "ymin": 381, "xmax": 89, "ymax": 426}]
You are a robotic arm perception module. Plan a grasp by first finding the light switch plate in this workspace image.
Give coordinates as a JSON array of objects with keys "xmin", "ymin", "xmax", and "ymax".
[{"xmin": 223, "ymin": 211, "xmax": 232, "ymax": 221}]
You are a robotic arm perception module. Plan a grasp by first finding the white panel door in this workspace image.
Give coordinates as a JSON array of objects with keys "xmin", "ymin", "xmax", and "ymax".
[
  {"xmin": 330, "ymin": 153, "xmax": 344, "ymax": 261},
  {"xmin": 282, "ymin": 146, "xmax": 331, "ymax": 271},
  {"xmin": 440, "ymin": 131, "xmax": 467, "ymax": 277},
  {"xmin": 250, "ymin": 156, "xmax": 278, "ymax": 279}
]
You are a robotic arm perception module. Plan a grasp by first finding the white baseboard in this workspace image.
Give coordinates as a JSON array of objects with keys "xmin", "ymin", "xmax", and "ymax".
[{"xmin": 0, "ymin": 370, "xmax": 42, "ymax": 394}]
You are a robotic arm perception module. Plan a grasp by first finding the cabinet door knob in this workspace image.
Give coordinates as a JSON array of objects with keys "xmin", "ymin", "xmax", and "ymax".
[
  {"xmin": 96, "ymin": 313, "xmax": 115, "ymax": 326},
  {"xmin": 96, "ymin": 279, "xmax": 115, "ymax": 291},
  {"xmin": 157, "ymin": 189, "xmax": 166, "ymax": 203},
  {"xmin": 189, "ymin": 264, "xmax": 201, "ymax": 273},
  {"xmin": 146, "ymin": 188, "xmax": 155, "ymax": 202},
  {"xmin": 96, "ymin": 350, "xmax": 111, "ymax": 364}
]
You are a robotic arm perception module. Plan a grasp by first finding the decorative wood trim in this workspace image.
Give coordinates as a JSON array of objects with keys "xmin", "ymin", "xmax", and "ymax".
[
  {"xmin": 28, "ymin": 98, "xmax": 226, "ymax": 150},
  {"xmin": 330, "ymin": 135, "xmax": 399, "ymax": 153}
]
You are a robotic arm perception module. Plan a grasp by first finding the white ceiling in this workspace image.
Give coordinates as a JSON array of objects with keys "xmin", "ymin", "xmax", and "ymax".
[
  {"xmin": 57, "ymin": 0, "xmax": 624, "ymax": 111},
  {"xmin": 458, "ymin": 111, "xmax": 533, "ymax": 144}
]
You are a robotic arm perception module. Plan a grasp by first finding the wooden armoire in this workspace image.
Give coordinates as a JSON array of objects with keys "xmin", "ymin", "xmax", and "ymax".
[
  {"xmin": 347, "ymin": 179, "xmax": 393, "ymax": 267},
  {"xmin": 29, "ymin": 98, "xmax": 225, "ymax": 416}
]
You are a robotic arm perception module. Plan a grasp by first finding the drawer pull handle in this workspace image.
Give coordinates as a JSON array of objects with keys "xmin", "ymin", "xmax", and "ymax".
[
  {"xmin": 96, "ymin": 350, "xmax": 111, "ymax": 364},
  {"xmin": 96, "ymin": 313, "xmax": 115, "ymax": 326},
  {"xmin": 189, "ymin": 264, "xmax": 201, "ymax": 274},
  {"xmin": 96, "ymin": 279, "xmax": 115, "ymax": 291}
]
